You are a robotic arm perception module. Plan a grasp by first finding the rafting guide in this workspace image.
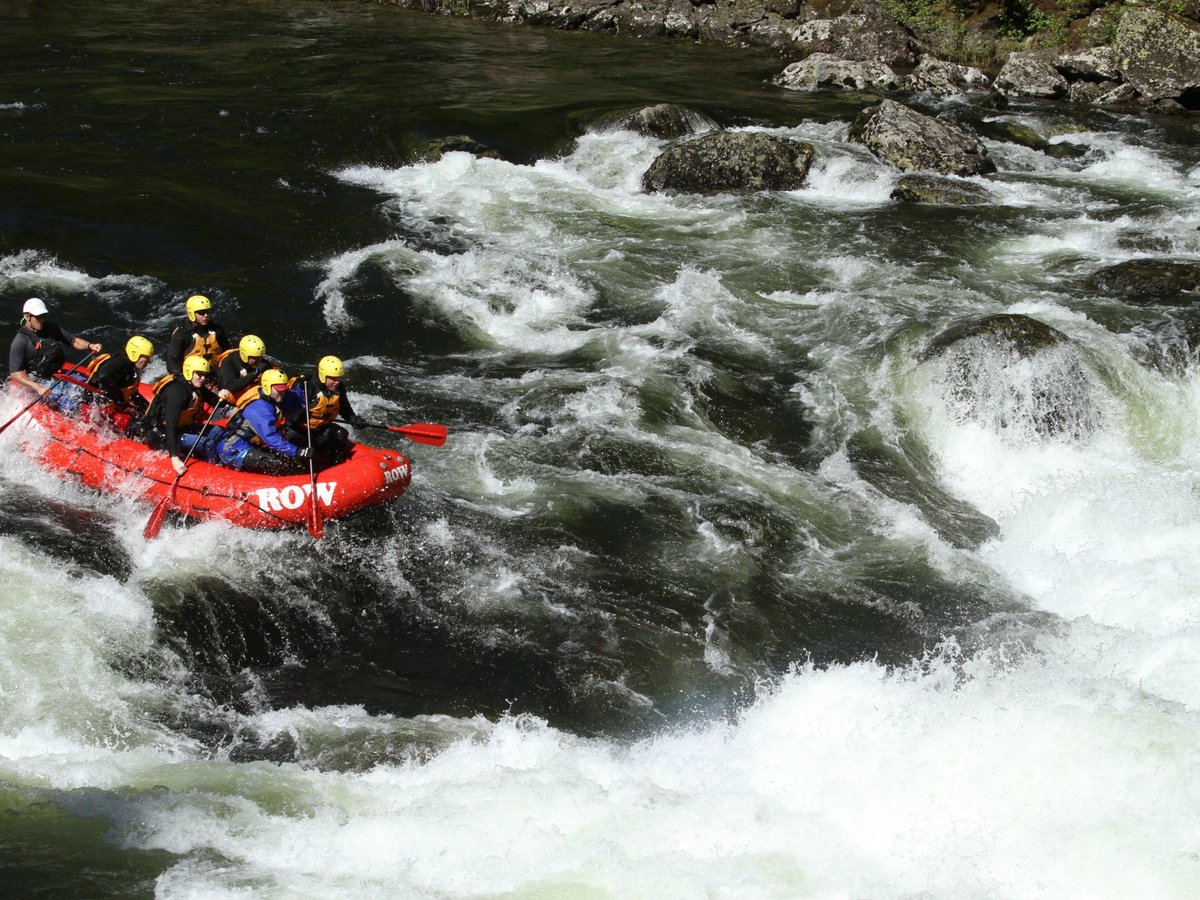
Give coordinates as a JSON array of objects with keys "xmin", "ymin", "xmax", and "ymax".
[
  {"xmin": 2, "ymin": 294, "xmax": 446, "ymax": 538},
  {"xmin": 8, "ymin": 297, "xmax": 102, "ymax": 401}
]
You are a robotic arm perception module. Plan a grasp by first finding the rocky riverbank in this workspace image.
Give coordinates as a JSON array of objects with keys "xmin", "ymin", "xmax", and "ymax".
[{"xmin": 360, "ymin": 0, "xmax": 1200, "ymax": 114}]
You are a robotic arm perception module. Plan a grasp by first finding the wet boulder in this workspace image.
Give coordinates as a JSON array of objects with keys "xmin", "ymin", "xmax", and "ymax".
[
  {"xmin": 1082, "ymin": 259, "xmax": 1200, "ymax": 304},
  {"xmin": 995, "ymin": 51, "xmax": 1070, "ymax": 99},
  {"xmin": 849, "ymin": 100, "xmax": 995, "ymax": 177},
  {"xmin": 923, "ymin": 313, "xmax": 1068, "ymax": 360},
  {"xmin": 595, "ymin": 103, "xmax": 714, "ymax": 139},
  {"xmin": 922, "ymin": 314, "xmax": 1095, "ymax": 440},
  {"xmin": 642, "ymin": 131, "xmax": 815, "ymax": 194},
  {"xmin": 903, "ymin": 57, "xmax": 991, "ymax": 98},
  {"xmin": 891, "ymin": 173, "xmax": 990, "ymax": 205},
  {"xmin": 1115, "ymin": 8, "xmax": 1200, "ymax": 105},
  {"xmin": 774, "ymin": 53, "xmax": 900, "ymax": 93}
]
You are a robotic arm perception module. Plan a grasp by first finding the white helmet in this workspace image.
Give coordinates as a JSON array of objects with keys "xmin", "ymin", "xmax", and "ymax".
[{"xmin": 23, "ymin": 297, "xmax": 49, "ymax": 317}]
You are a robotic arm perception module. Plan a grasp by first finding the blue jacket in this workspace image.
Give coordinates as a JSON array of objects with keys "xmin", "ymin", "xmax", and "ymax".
[{"xmin": 231, "ymin": 394, "xmax": 303, "ymax": 457}]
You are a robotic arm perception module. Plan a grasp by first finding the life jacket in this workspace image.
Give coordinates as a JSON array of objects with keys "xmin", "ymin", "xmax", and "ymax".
[
  {"xmin": 83, "ymin": 354, "xmax": 138, "ymax": 405},
  {"xmin": 145, "ymin": 375, "xmax": 204, "ymax": 427},
  {"xmin": 19, "ymin": 325, "xmax": 66, "ymax": 379},
  {"xmin": 305, "ymin": 385, "xmax": 341, "ymax": 430},
  {"xmin": 83, "ymin": 353, "xmax": 110, "ymax": 379},
  {"xmin": 172, "ymin": 323, "xmax": 224, "ymax": 368},
  {"xmin": 216, "ymin": 348, "xmax": 263, "ymax": 408}
]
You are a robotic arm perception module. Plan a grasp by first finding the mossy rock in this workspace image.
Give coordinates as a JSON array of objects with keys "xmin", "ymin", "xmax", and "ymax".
[
  {"xmin": 891, "ymin": 173, "xmax": 991, "ymax": 205},
  {"xmin": 412, "ymin": 135, "xmax": 502, "ymax": 162}
]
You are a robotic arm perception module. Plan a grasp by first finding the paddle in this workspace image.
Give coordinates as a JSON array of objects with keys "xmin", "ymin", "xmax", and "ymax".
[
  {"xmin": 0, "ymin": 351, "xmax": 98, "ymax": 436},
  {"xmin": 143, "ymin": 401, "xmax": 224, "ymax": 540},
  {"xmin": 362, "ymin": 422, "xmax": 448, "ymax": 447},
  {"xmin": 302, "ymin": 382, "xmax": 324, "ymax": 540},
  {"xmin": 0, "ymin": 389, "xmax": 53, "ymax": 436}
]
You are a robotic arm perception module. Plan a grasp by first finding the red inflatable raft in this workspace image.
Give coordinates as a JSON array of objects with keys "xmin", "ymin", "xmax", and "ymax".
[{"xmin": 10, "ymin": 379, "xmax": 413, "ymax": 531}]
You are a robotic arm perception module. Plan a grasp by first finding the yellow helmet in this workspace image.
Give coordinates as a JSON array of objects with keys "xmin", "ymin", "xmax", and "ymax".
[
  {"xmin": 185, "ymin": 294, "xmax": 213, "ymax": 322},
  {"xmin": 260, "ymin": 368, "xmax": 289, "ymax": 397},
  {"xmin": 239, "ymin": 334, "xmax": 265, "ymax": 363},
  {"xmin": 182, "ymin": 355, "xmax": 212, "ymax": 381},
  {"xmin": 125, "ymin": 335, "xmax": 154, "ymax": 363},
  {"xmin": 318, "ymin": 355, "xmax": 345, "ymax": 382}
]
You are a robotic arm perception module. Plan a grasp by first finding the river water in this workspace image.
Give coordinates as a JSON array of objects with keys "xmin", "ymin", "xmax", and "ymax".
[{"xmin": 3, "ymin": 0, "xmax": 1200, "ymax": 895}]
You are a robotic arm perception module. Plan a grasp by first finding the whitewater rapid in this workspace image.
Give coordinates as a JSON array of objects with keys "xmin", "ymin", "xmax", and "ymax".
[{"xmin": 3, "ymin": 99, "xmax": 1200, "ymax": 897}]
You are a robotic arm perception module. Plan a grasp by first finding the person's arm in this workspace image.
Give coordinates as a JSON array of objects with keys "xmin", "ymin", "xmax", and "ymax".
[
  {"xmin": 282, "ymin": 383, "xmax": 308, "ymax": 430},
  {"xmin": 70, "ymin": 335, "xmax": 102, "ymax": 354},
  {"xmin": 198, "ymin": 383, "xmax": 232, "ymax": 408},
  {"xmin": 219, "ymin": 356, "xmax": 258, "ymax": 394},
  {"xmin": 337, "ymin": 384, "xmax": 366, "ymax": 427},
  {"xmin": 214, "ymin": 322, "xmax": 231, "ymax": 352},
  {"xmin": 92, "ymin": 360, "xmax": 129, "ymax": 405},
  {"xmin": 165, "ymin": 328, "xmax": 187, "ymax": 378},
  {"xmin": 9, "ymin": 333, "xmax": 48, "ymax": 395},
  {"xmin": 161, "ymin": 385, "xmax": 187, "ymax": 462}
]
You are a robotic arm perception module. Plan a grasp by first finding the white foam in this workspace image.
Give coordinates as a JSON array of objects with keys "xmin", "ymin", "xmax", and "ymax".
[{"xmin": 42, "ymin": 647, "xmax": 1193, "ymax": 898}]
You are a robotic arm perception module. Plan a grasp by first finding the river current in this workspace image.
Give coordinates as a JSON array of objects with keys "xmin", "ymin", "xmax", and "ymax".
[{"xmin": 2, "ymin": 0, "xmax": 1200, "ymax": 895}]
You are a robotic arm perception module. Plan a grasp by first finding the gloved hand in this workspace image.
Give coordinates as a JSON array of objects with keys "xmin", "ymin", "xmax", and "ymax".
[
  {"xmin": 296, "ymin": 446, "xmax": 313, "ymax": 461},
  {"xmin": 348, "ymin": 415, "xmax": 367, "ymax": 429},
  {"xmin": 171, "ymin": 456, "xmax": 187, "ymax": 476}
]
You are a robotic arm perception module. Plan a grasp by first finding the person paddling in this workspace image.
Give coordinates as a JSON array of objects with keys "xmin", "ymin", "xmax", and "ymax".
[
  {"xmin": 216, "ymin": 368, "xmax": 312, "ymax": 475},
  {"xmin": 141, "ymin": 356, "xmax": 233, "ymax": 476},
  {"xmin": 165, "ymin": 294, "xmax": 230, "ymax": 378},
  {"xmin": 284, "ymin": 355, "xmax": 366, "ymax": 464},
  {"xmin": 8, "ymin": 297, "xmax": 102, "ymax": 398}
]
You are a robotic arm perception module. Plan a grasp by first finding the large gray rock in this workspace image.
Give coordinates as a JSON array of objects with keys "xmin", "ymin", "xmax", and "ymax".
[
  {"xmin": 642, "ymin": 131, "xmax": 815, "ymax": 194},
  {"xmin": 782, "ymin": 4, "xmax": 918, "ymax": 68},
  {"xmin": 849, "ymin": 100, "xmax": 995, "ymax": 177},
  {"xmin": 774, "ymin": 52, "xmax": 900, "ymax": 93},
  {"xmin": 1115, "ymin": 8, "xmax": 1200, "ymax": 103},
  {"xmin": 904, "ymin": 57, "xmax": 991, "ymax": 97},
  {"xmin": 1055, "ymin": 46, "xmax": 1122, "ymax": 82},
  {"xmin": 995, "ymin": 51, "xmax": 1070, "ymax": 99}
]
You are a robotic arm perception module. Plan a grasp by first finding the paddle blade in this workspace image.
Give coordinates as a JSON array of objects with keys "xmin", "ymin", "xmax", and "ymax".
[
  {"xmin": 143, "ymin": 493, "xmax": 172, "ymax": 540},
  {"xmin": 387, "ymin": 423, "xmax": 448, "ymax": 446},
  {"xmin": 307, "ymin": 493, "xmax": 324, "ymax": 540}
]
